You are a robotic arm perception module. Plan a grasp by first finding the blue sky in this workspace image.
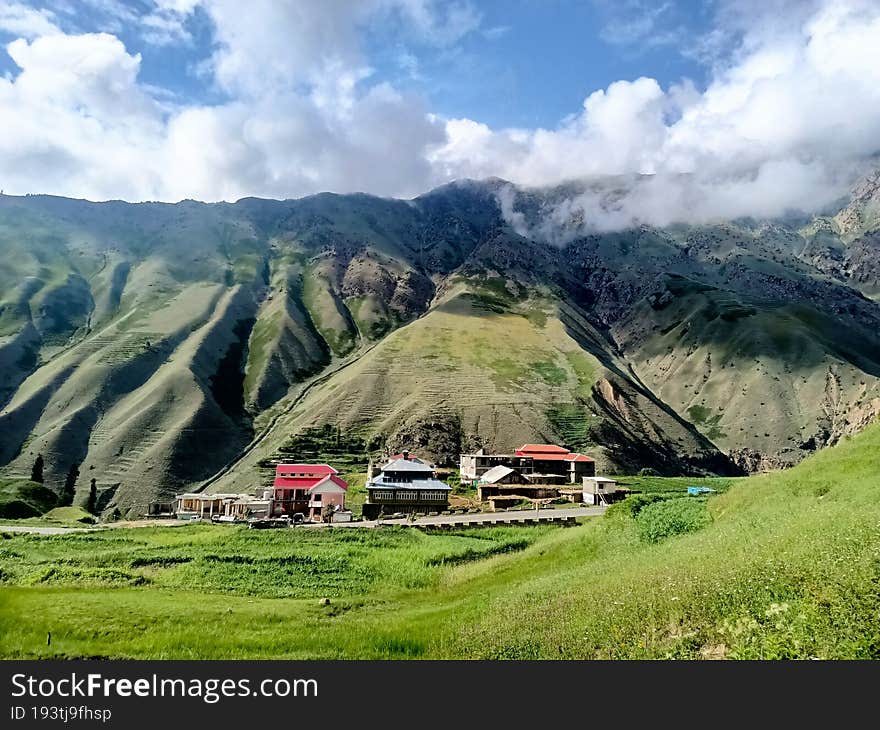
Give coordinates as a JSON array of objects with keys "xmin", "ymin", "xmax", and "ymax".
[
  {"xmin": 0, "ymin": 0, "xmax": 878, "ymax": 227},
  {"xmin": 362, "ymin": 0, "xmax": 715, "ymax": 129},
  {"xmin": 0, "ymin": 0, "xmax": 716, "ymax": 127}
]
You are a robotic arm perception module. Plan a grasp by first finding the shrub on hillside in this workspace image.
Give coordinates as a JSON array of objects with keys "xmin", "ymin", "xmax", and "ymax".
[
  {"xmin": 635, "ymin": 497, "xmax": 710, "ymax": 543},
  {"xmin": 0, "ymin": 480, "xmax": 58, "ymax": 518},
  {"xmin": 0, "ymin": 499, "xmax": 40, "ymax": 519},
  {"xmin": 605, "ymin": 493, "xmax": 666, "ymax": 520},
  {"xmin": 638, "ymin": 467, "xmax": 659, "ymax": 477}
]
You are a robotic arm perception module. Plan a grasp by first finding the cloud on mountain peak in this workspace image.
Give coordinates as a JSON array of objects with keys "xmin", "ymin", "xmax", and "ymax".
[
  {"xmin": 0, "ymin": 0, "xmax": 877, "ymax": 236},
  {"xmin": 454, "ymin": 0, "xmax": 880, "ymax": 235}
]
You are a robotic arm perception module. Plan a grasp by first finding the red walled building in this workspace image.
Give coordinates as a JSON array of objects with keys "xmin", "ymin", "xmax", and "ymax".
[{"xmin": 271, "ymin": 463, "xmax": 348, "ymax": 522}]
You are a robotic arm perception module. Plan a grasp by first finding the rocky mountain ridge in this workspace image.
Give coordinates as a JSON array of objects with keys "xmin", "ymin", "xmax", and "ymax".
[{"xmin": 0, "ymin": 173, "xmax": 877, "ymax": 514}]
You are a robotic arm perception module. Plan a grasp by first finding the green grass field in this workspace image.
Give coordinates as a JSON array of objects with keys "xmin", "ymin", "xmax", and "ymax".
[
  {"xmin": 612, "ymin": 475, "xmax": 738, "ymax": 494},
  {"xmin": 1, "ymin": 420, "xmax": 879, "ymax": 659},
  {"xmin": 0, "ymin": 478, "xmax": 59, "ymax": 519}
]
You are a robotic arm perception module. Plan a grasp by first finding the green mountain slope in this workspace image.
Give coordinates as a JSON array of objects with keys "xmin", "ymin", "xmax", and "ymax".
[
  {"xmin": 0, "ymin": 175, "xmax": 879, "ymax": 513},
  {"xmin": 207, "ymin": 278, "xmax": 732, "ymax": 496},
  {"xmin": 615, "ymin": 274, "xmax": 880, "ymax": 469}
]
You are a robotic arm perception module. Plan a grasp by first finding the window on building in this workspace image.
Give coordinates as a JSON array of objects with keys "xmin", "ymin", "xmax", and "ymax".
[{"xmin": 384, "ymin": 473, "xmax": 414, "ymax": 484}]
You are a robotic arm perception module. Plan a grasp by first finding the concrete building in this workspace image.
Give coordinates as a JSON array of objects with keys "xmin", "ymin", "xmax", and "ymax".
[
  {"xmin": 462, "ymin": 443, "xmax": 598, "ymax": 505},
  {"xmin": 362, "ymin": 451, "xmax": 451, "ymax": 519},
  {"xmin": 459, "ymin": 450, "xmax": 534, "ymax": 481},
  {"xmin": 271, "ymin": 463, "xmax": 348, "ymax": 522},
  {"xmin": 227, "ymin": 495, "xmax": 271, "ymax": 521},
  {"xmin": 582, "ymin": 476, "xmax": 626, "ymax": 506},
  {"xmin": 173, "ymin": 492, "xmax": 271, "ymax": 521},
  {"xmin": 514, "ymin": 444, "xmax": 596, "ymax": 483},
  {"xmin": 174, "ymin": 493, "xmax": 242, "ymax": 520},
  {"xmin": 461, "ymin": 444, "xmax": 596, "ymax": 488}
]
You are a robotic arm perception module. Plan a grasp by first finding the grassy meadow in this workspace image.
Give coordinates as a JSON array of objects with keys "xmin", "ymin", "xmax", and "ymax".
[{"xmin": 1, "ymin": 420, "xmax": 880, "ymax": 659}]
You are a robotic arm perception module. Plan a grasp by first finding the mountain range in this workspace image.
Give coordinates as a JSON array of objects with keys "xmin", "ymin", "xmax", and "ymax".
[{"xmin": 1, "ymin": 172, "xmax": 878, "ymax": 515}]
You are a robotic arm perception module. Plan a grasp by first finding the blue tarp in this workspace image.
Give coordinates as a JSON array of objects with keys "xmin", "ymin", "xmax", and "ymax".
[{"xmin": 687, "ymin": 486, "xmax": 716, "ymax": 495}]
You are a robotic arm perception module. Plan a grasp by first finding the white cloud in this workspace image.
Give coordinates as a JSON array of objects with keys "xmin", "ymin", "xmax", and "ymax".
[
  {"xmin": 434, "ymin": 77, "xmax": 670, "ymax": 185},
  {"xmin": 391, "ymin": 0, "xmax": 481, "ymax": 47},
  {"xmin": 0, "ymin": 0, "xmax": 877, "ymax": 237},
  {"xmin": 159, "ymin": 83, "xmax": 444, "ymax": 201},
  {"xmin": 482, "ymin": 25, "xmax": 510, "ymax": 41},
  {"xmin": 140, "ymin": 9, "xmax": 193, "ymax": 46},
  {"xmin": 0, "ymin": 32, "xmax": 165, "ymax": 200},
  {"xmin": 203, "ymin": 0, "xmax": 366, "ymax": 96},
  {"xmin": 200, "ymin": 0, "xmax": 481, "ymax": 96},
  {"xmin": 0, "ymin": 1, "xmax": 59, "ymax": 38},
  {"xmin": 437, "ymin": 0, "xmax": 880, "ymax": 235},
  {"xmin": 599, "ymin": 1, "xmax": 675, "ymax": 46},
  {"xmin": 0, "ymin": 1, "xmax": 455, "ymax": 201}
]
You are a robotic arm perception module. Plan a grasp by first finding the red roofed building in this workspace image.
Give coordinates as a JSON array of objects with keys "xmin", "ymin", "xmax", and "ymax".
[
  {"xmin": 461, "ymin": 444, "xmax": 595, "ymax": 486},
  {"xmin": 271, "ymin": 463, "xmax": 348, "ymax": 522},
  {"xmin": 514, "ymin": 444, "xmax": 595, "ymax": 483},
  {"xmin": 515, "ymin": 444, "xmax": 570, "ymax": 455}
]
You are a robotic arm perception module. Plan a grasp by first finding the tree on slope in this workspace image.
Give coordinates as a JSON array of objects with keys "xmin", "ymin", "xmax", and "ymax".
[
  {"xmin": 30, "ymin": 454, "xmax": 44, "ymax": 484},
  {"xmin": 86, "ymin": 478, "xmax": 98, "ymax": 515},
  {"xmin": 61, "ymin": 463, "xmax": 80, "ymax": 507}
]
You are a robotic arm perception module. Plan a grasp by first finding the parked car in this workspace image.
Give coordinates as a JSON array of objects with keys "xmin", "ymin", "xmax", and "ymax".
[{"xmin": 248, "ymin": 516, "xmax": 290, "ymax": 529}]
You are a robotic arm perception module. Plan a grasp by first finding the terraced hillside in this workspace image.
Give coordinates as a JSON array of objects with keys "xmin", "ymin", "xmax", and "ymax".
[
  {"xmin": 0, "ymin": 173, "xmax": 878, "ymax": 513},
  {"xmin": 207, "ymin": 278, "xmax": 731, "ymax": 495}
]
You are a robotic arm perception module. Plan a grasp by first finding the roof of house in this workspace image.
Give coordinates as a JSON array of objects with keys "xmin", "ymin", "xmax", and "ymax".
[
  {"xmin": 565, "ymin": 453, "xmax": 595, "ymax": 462},
  {"xmin": 479, "ymin": 465, "xmax": 516, "ymax": 483},
  {"xmin": 586, "ymin": 476, "xmax": 617, "ymax": 483},
  {"xmin": 462, "ymin": 453, "xmax": 521, "ymax": 459},
  {"xmin": 515, "ymin": 451, "xmax": 594, "ymax": 463},
  {"xmin": 380, "ymin": 458, "xmax": 435, "ymax": 473},
  {"xmin": 385, "ymin": 453, "xmax": 427, "ymax": 464},
  {"xmin": 273, "ymin": 474, "xmax": 349, "ymax": 491},
  {"xmin": 176, "ymin": 492, "xmax": 242, "ymax": 500},
  {"xmin": 368, "ymin": 477, "xmax": 452, "ymax": 491},
  {"xmin": 516, "ymin": 444, "xmax": 570, "ymax": 454},
  {"xmin": 275, "ymin": 463, "xmax": 338, "ymax": 476},
  {"xmin": 309, "ymin": 477, "xmax": 348, "ymax": 494}
]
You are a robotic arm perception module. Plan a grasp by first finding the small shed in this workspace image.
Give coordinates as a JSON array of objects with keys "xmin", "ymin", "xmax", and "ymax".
[
  {"xmin": 479, "ymin": 465, "xmax": 524, "ymax": 485},
  {"xmin": 582, "ymin": 476, "xmax": 622, "ymax": 506}
]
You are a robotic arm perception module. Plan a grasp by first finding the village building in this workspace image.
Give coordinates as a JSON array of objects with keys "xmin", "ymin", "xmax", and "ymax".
[
  {"xmin": 362, "ymin": 451, "xmax": 451, "ymax": 519},
  {"xmin": 514, "ymin": 444, "xmax": 596, "ymax": 483},
  {"xmin": 475, "ymin": 464, "xmax": 558, "ymax": 502},
  {"xmin": 171, "ymin": 466, "xmax": 348, "ymax": 524},
  {"xmin": 460, "ymin": 444, "xmax": 595, "ymax": 485},
  {"xmin": 383, "ymin": 453, "xmax": 428, "ymax": 464},
  {"xmin": 582, "ymin": 476, "xmax": 626, "ymax": 506},
  {"xmin": 147, "ymin": 500, "xmax": 175, "ymax": 517},
  {"xmin": 227, "ymin": 495, "xmax": 271, "ymax": 521},
  {"xmin": 174, "ymin": 493, "xmax": 243, "ymax": 520},
  {"xmin": 271, "ymin": 463, "xmax": 348, "ymax": 522},
  {"xmin": 479, "ymin": 465, "xmax": 526, "ymax": 486},
  {"xmin": 173, "ymin": 492, "xmax": 271, "ymax": 521},
  {"xmin": 462, "ymin": 443, "xmax": 596, "ymax": 504},
  {"xmin": 459, "ymin": 450, "xmax": 534, "ymax": 481}
]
